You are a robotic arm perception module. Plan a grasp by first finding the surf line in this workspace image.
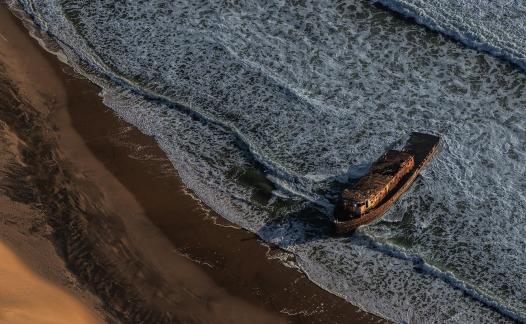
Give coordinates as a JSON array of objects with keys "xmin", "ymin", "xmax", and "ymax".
[
  {"xmin": 351, "ymin": 233, "xmax": 525, "ymax": 323},
  {"xmin": 0, "ymin": 33, "xmax": 8, "ymax": 42}
]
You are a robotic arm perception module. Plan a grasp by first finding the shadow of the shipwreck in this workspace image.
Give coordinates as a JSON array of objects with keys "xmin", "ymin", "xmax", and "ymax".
[{"xmin": 255, "ymin": 203, "xmax": 340, "ymax": 250}]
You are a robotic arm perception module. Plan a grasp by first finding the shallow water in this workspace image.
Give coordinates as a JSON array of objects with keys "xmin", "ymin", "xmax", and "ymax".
[{"xmin": 11, "ymin": 0, "xmax": 526, "ymax": 322}]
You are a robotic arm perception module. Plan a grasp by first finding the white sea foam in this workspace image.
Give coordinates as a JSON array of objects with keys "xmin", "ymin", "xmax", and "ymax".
[
  {"xmin": 374, "ymin": 0, "xmax": 526, "ymax": 71},
  {"xmin": 10, "ymin": 0, "xmax": 526, "ymax": 322}
]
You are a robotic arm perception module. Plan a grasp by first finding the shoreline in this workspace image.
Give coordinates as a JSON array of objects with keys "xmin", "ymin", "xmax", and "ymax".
[{"xmin": 1, "ymin": 3, "xmax": 383, "ymax": 323}]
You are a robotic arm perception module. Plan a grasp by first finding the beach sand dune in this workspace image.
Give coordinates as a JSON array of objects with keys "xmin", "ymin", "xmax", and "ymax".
[{"xmin": 0, "ymin": 241, "xmax": 101, "ymax": 324}]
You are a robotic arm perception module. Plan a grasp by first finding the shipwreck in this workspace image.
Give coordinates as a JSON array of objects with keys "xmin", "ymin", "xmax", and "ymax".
[{"xmin": 333, "ymin": 132, "xmax": 440, "ymax": 234}]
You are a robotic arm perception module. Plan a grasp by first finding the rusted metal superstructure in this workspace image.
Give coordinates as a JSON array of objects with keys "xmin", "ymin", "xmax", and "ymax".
[
  {"xmin": 339, "ymin": 150, "xmax": 414, "ymax": 217},
  {"xmin": 333, "ymin": 132, "xmax": 440, "ymax": 233}
]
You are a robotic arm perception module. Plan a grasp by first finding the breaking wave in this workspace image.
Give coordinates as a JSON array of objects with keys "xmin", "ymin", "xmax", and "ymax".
[{"xmin": 374, "ymin": 0, "xmax": 526, "ymax": 71}]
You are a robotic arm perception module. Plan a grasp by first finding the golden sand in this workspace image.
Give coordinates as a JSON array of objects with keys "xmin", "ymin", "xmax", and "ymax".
[{"xmin": 0, "ymin": 242, "xmax": 101, "ymax": 324}]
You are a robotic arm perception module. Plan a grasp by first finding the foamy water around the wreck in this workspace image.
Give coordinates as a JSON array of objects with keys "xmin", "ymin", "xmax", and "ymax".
[{"xmin": 10, "ymin": 0, "xmax": 526, "ymax": 322}]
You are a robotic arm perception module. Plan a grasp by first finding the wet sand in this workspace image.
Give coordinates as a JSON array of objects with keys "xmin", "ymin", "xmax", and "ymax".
[{"xmin": 1, "ymin": 3, "xmax": 384, "ymax": 323}]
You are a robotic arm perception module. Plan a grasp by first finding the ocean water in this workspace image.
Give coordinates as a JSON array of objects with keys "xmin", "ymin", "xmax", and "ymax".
[{"xmin": 10, "ymin": 0, "xmax": 526, "ymax": 322}]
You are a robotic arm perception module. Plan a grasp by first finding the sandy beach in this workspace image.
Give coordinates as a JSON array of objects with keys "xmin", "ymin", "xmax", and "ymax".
[{"xmin": 0, "ymin": 3, "xmax": 383, "ymax": 324}]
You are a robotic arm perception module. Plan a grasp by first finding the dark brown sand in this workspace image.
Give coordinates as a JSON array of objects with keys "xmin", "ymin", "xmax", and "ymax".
[{"xmin": 1, "ymin": 4, "xmax": 385, "ymax": 323}]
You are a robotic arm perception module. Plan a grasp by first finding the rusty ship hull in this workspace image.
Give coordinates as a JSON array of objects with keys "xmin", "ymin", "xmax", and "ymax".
[{"xmin": 333, "ymin": 132, "xmax": 440, "ymax": 234}]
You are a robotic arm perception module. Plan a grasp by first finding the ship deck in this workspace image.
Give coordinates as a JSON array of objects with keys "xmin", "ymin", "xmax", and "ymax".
[{"xmin": 333, "ymin": 132, "xmax": 440, "ymax": 233}]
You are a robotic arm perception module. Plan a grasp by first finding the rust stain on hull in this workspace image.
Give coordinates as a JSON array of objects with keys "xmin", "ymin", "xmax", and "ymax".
[{"xmin": 333, "ymin": 132, "xmax": 441, "ymax": 234}]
